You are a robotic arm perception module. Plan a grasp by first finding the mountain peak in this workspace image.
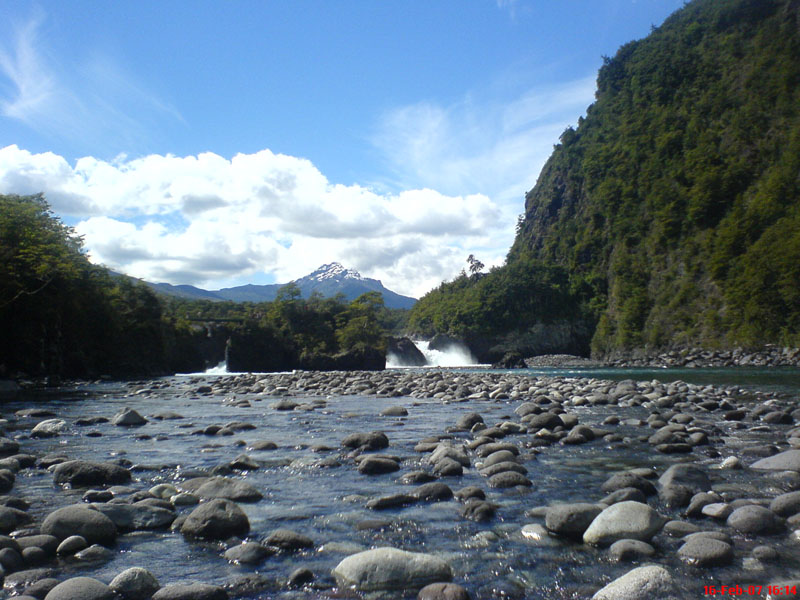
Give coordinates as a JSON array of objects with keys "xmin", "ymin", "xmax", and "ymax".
[{"xmin": 304, "ymin": 262, "xmax": 364, "ymax": 283}]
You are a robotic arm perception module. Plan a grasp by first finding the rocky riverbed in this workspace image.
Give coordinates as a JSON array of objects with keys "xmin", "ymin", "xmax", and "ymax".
[
  {"xmin": 0, "ymin": 368, "xmax": 799, "ymax": 599},
  {"xmin": 601, "ymin": 345, "xmax": 800, "ymax": 369}
]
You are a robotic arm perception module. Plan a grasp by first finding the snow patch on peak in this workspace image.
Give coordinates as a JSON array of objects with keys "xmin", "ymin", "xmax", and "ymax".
[{"xmin": 307, "ymin": 262, "xmax": 363, "ymax": 282}]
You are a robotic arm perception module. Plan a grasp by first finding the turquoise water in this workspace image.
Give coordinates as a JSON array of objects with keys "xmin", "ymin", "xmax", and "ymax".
[{"xmin": 489, "ymin": 366, "xmax": 800, "ymax": 396}]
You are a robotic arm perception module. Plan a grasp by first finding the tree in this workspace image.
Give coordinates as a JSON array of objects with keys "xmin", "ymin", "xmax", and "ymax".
[
  {"xmin": 466, "ymin": 254, "xmax": 484, "ymax": 277},
  {"xmin": 0, "ymin": 194, "xmax": 84, "ymax": 308},
  {"xmin": 336, "ymin": 292, "xmax": 386, "ymax": 352}
]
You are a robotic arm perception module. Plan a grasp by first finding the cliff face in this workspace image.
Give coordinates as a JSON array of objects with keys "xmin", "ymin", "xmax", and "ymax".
[
  {"xmin": 505, "ymin": 0, "xmax": 800, "ymax": 356},
  {"xmin": 410, "ymin": 0, "xmax": 800, "ymax": 357}
]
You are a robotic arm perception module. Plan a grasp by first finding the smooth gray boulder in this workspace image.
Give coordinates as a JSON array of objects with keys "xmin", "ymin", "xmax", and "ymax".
[
  {"xmin": 112, "ymin": 407, "xmax": 147, "ymax": 426},
  {"xmin": 769, "ymin": 490, "xmax": 800, "ymax": 517},
  {"xmin": 52, "ymin": 460, "xmax": 131, "ymax": 487},
  {"xmin": 180, "ymin": 499, "xmax": 249, "ymax": 540},
  {"xmin": 608, "ymin": 539, "xmax": 656, "ymax": 562},
  {"xmin": 31, "ymin": 419, "xmax": 67, "ymax": 438},
  {"xmin": 592, "ymin": 565, "xmax": 678, "ymax": 600},
  {"xmin": 545, "ymin": 503, "xmax": 603, "ymax": 539},
  {"xmin": 41, "ymin": 505, "xmax": 117, "ymax": 545},
  {"xmin": 56, "ymin": 535, "xmax": 88, "ymax": 556},
  {"xmin": 488, "ymin": 471, "xmax": 532, "ymax": 488},
  {"xmin": 358, "ymin": 456, "xmax": 400, "ymax": 475},
  {"xmin": 151, "ymin": 583, "xmax": 228, "ymax": 600},
  {"xmin": 727, "ymin": 505, "xmax": 784, "ymax": 535},
  {"xmin": 480, "ymin": 450, "xmax": 517, "ymax": 468},
  {"xmin": 264, "ymin": 528, "xmax": 313, "ymax": 552},
  {"xmin": 428, "ymin": 444, "xmax": 470, "ymax": 467},
  {"xmin": 657, "ymin": 464, "xmax": 711, "ymax": 492},
  {"xmin": 414, "ymin": 482, "xmax": 453, "ymax": 502},
  {"xmin": 583, "ymin": 501, "xmax": 666, "ymax": 545},
  {"xmin": 341, "ymin": 431, "xmax": 389, "ymax": 450},
  {"xmin": 333, "ymin": 547, "xmax": 452, "ymax": 592},
  {"xmin": 752, "ymin": 450, "xmax": 800, "ymax": 472},
  {"xmin": 224, "ymin": 541, "xmax": 272, "ymax": 564},
  {"xmin": 418, "ymin": 582, "xmax": 472, "ymax": 600},
  {"xmin": 0, "ymin": 437, "xmax": 20, "ymax": 455},
  {"xmin": 44, "ymin": 577, "xmax": 115, "ymax": 600},
  {"xmin": 109, "ymin": 567, "xmax": 160, "ymax": 599},
  {"xmin": 0, "ymin": 505, "xmax": 32, "ymax": 533},
  {"xmin": 179, "ymin": 477, "xmax": 262, "ymax": 502},
  {"xmin": 678, "ymin": 536, "xmax": 734, "ymax": 567},
  {"xmin": 91, "ymin": 502, "xmax": 175, "ymax": 531},
  {"xmin": 0, "ymin": 468, "xmax": 14, "ymax": 493},
  {"xmin": 602, "ymin": 473, "xmax": 656, "ymax": 496}
]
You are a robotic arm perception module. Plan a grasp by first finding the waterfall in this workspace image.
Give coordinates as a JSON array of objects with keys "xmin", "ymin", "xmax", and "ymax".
[
  {"xmin": 414, "ymin": 340, "xmax": 478, "ymax": 367},
  {"xmin": 204, "ymin": 361, "xmax": 228, "ymax": 375}
]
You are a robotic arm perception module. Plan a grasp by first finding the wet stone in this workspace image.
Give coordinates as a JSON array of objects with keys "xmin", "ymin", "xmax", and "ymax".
[
  {"xmin": 727, "ymin": 505, "xmax": 784, "ymax": 535},
  {"xmin": 264, "ymin": 528, "xmax": 314, "ymax": 552},
  {"xmin": 608, "ymin": 539, "xmax": 656, "ymax": 562},
  {"xmin": 358, "ymin": 456, "xmax": 400, "ymax": 475},
  {"xmin": 678, "ymin": 536, "xmax": 734, "ymax": 567}
]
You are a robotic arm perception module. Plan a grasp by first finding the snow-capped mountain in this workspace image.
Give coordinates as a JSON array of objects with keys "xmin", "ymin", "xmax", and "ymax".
[
  {"xmin": 146, "ymin": 263, "xmax": 416, "ymax": 309},
  {"xmin": 306, "ymin": 263, "xmax": 363, "ymax": 282}
]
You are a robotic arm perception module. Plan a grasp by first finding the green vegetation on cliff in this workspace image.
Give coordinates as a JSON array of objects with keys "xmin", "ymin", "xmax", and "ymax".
[
  {"xmin": 411, "ymin": 0, "xmax": 800, "ymax": 357},
  {"xmin": 0, "ymin": 194, "xmax": 205, "ymax": 377}
]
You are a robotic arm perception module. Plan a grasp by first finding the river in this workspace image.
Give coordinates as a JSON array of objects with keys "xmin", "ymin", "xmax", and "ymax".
[{"xmin": 2, "ymin": 366, "xmax": 799, "ymax": 598}]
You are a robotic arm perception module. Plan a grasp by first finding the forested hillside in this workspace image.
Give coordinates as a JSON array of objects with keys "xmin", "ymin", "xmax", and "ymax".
[
  {"xmin": 410, "ymin": 0, "xmax": 800, "ymax": 359},
  {"xmin": 0, "ymin": 194, "xmax": 392, "ymax": 378},
  {"xmin": 0, "ymin": 194, "xmax": 205, "ymax": 377}
]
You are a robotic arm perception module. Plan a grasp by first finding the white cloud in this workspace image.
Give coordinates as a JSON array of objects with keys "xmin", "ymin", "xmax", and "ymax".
[
  {"xmin": 368, "ymin": 74, "xmax": 597, "ymax": 286},
  {"xmin": 0, "ymin": 144, "xmax": 504, "ymax": 297},
  {"xmin": 372, "ymin": 75, "xmax": 596, "ymax": 203}
]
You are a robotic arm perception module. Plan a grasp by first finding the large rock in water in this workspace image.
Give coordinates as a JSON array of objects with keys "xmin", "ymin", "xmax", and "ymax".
[
  {"xmin": 592, "ymin": 565, "xmax": 678, "ymax": 600},
  {"xmin": 52, "ymin": 460, "xmax": 131, "ymax": 487},
  {"xmin": 299, "ymin": 347, "xmax": 386, "ymax": 371},
  {"xmin": 179, "ymin": 477, "xmax": 263, "ymax": 502},
  {"xmin": 44, "ymin": 577, "xmax": 116, "ymax": 600},
  {"xmin": 111, "ymin": 407, "xmax": 147, "ymax": 426},
  {"xmin": 387, "ymin": 337, "xmax": 427, "ymax": 367},
  {"xmin": 151, "ymin": 583, "xmax": 228, "ymax": 600},
  {"xmin": 751, "ymin": 450, "xmax": 800, "ymax": 472},
  {"xmin": 333, "ymin": 547, "xmax": 453, "ymax": 592},
  {"xmin": 180, "ymin": 499, "xmax": 249, "ymax": 540},
  {"xmin": 41, "ymin": 505, "xmax": 118, "ymax": 545},
  {"xmin": 658, "ymin": 464, "xmax": 711, "ymax": 491},
  {"xmin": 109, "ymin": 567, "xmax": 161, "ymax": 599},
  {"xmin": 545, "ymin": 503, "xmax": 604, "ymax": 539},
  {"xmin": 726, "ymin": 505, "xmax": 784, "ymax": 535},
  {"xmin": 91, "ymin": 502, "xmax": 175, "ymax": 531},
  {"xmin": 583, "ymin": 501, "xmax": 667, "ymax": 545}
]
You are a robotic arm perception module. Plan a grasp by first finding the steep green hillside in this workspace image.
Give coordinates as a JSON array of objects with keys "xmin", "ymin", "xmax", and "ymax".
[{"xmin": 411, "ymin": 0, "xmax": 800, "ymax": 357}]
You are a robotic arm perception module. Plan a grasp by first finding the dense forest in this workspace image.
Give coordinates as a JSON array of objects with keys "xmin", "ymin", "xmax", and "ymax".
[
  {"xmin": 0, "ymin": 194, "xmax": 393, "ymax": 379},
  {"xmin": 410, "ymin": 0, "xmax": 800, "ymax": 359}
]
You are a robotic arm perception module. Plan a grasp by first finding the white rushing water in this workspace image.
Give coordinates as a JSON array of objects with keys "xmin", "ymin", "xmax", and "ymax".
[
  {"xmin": 387, "ymin": 339, "xmax": 478, "ymax": 367},
  {"xmin": 203, "ymin": 361, "xmax": 228, "ymax": 375}
]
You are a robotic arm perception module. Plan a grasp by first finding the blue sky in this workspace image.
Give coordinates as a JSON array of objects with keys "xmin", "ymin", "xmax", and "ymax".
[{"xmin": 0, "ymin": 0, "xmax": 686, "ymax": 297}]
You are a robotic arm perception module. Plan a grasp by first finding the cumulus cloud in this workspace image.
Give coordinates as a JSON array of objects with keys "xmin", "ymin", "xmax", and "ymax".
[{"xmin": 0, "ymin": 144, "xmax": 504, "ymax": 297}]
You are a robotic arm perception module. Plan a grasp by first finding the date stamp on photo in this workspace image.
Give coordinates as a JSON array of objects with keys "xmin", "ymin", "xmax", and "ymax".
[{"xmin": 704, "ymin": 585, "xmax": 798, "ymax": 596}]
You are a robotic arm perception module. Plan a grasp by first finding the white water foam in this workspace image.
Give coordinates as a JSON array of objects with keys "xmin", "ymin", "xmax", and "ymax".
[
  {"xmin": 417, "ymin": 340, "xmax": 478, "ymax": 367},
  {"xmin": 204, "ymin": 361, "xmax": 228, "ymax": 375},
  {"xmin": 387, "ymin": 340, "xmax": 478, "ymax": 368}
]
